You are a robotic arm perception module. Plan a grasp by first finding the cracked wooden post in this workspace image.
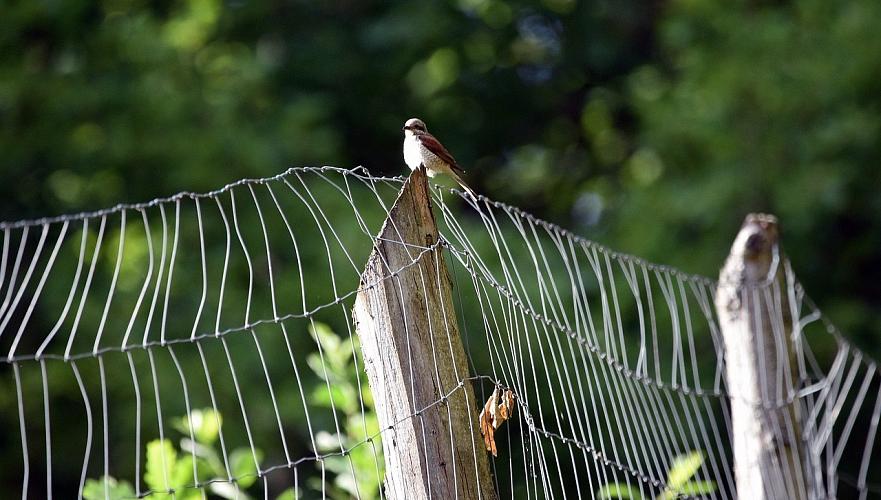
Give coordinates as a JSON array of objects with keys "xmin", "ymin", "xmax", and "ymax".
[
  {"xmin": 715, "ymin": 214, "xmax": 809, "ymax": 500},
  {"xmin": 352, "ymin": 167, "xmax": 496, "ymax": 499}
]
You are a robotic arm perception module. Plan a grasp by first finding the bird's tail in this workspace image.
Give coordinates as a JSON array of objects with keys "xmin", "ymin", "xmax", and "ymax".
[{"xmin": 451, "ymin": 172, "xmax": 478, "ymax": 200}]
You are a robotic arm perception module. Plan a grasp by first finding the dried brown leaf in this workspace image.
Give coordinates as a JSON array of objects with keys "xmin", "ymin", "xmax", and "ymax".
[
  {"xmin": 479, "ymin": 387, "xmax": 499, "ymax": 456},
  {"xmin": 497, "ymin": 389, "xmax": 515, "ymax": 424},
  {"xmin": 479, "ymin": 386, "xmax": 516, "ymax": 457}
]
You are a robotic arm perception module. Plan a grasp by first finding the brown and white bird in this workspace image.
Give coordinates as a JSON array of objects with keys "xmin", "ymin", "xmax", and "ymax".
[{"xmin": 402, "ymin": 118, "xmax": 476, "ymax": 197}]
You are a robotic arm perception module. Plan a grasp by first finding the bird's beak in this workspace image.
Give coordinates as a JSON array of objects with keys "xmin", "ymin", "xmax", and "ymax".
[{"xmin": 401, "ymin": 126, "xmax": 407, "ymax": 131}]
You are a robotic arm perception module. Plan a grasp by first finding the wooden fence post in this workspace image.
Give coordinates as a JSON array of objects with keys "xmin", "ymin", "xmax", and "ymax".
[
  {"xmin": 352, "ymin": 167, "xmax": 497, "ymax": 499},
  {"xmin": 715, "ymin": 213, "xmax": 809, "ymax": 500}
]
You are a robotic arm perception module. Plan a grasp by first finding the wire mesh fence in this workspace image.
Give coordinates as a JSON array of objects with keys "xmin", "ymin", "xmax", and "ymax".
[{"xmin": 0, "ymin": 166, "xmax": 877, "ymax": 499}]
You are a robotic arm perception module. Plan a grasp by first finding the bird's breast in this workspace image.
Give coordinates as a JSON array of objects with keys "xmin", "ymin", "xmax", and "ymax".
[{"xmin": 403, "ymin": 136, "xmax": 423, "ymax": 171}]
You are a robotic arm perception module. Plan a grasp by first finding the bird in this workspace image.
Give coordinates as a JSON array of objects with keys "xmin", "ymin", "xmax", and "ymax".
[{"xmin": 402, "ymin": 118, "xmax": 477, "ymax": 198}]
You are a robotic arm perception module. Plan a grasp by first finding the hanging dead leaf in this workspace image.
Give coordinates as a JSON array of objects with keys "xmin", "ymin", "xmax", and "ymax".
[
  {"xmin": 499, "ymin": 388, "xmax": 515, "ymax": 420},
  {"xmin": 479, "ymin": 387, "xmax": 499, "ymax": 456},
  {"xmin": 479, "ymin": 385, "xmax": 516, "ymax": 457}
]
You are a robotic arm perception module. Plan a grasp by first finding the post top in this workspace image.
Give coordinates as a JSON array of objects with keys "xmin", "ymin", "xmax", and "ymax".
[
  {"xmin": 735, "ymin": 213, "xmax": 780, "ymax": 260},
  {"xmin": 717, "ymin": 213, "xmax": 783, "ymax": 288}
]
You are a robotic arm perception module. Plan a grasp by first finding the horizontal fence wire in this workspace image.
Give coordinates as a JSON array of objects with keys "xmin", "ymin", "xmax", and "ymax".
[{"xmin": 0, "ymin": 166, "xmax": 877, "ymax": 499}]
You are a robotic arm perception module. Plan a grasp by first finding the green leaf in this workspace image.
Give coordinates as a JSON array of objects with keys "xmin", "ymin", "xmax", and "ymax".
[
  {"xmin": 361, "ymin": 382, "xmax": 375, "ymax": 408},
  {"xmin": 82, "ymin": 476, "xmax": 135, "ymax": 500},
  {"xmin": 171, "ymin": 418, "xmax": 190, "ymax": 438},
  {"xmin": 346, "ymin": 412, "xmax": 380, "ymax": 442},
  {"xmin": 310, "ymin": 322, "xmax": 341, "ymax": 353},
  {"xmin": 180, "ymin": 438, "xmax": 225, "ymax": 479},
  {"xmin": 145, "ymin": 439, "xmax": 179, "ymax": 495},
  {"xmin": 597, "ymin": 483, "xmax": 645, "ymax": 500},
  {"xmin": 678, "ymin": 480, "xmax": 717, "ymax": 495},
  {"xmin": 334, "ymin": 468, "xmax": 359, "ymax": 498},
  {"xmin": 666, "ymin": 451, "xmax": 704, "ymax": 489},
  {"xmin": 172, "ymin": 452, "xmax": 199, "ymax": 496},
  {"xmin": 192, "ymin": 408, "xmax": 222, "ymax": 445},
  {"xmin": 325, "ymin": 455, "xmax": 351, "ymax": 476},
  {"xmin": 230, "ymin": 447, "xmax": 262, "ymax": 488},
  {"xmin": 347, "ymin": 446, "xmax": 382, "ymax": 499},
  {"xmin": 211, "ymin": 481, "xmax": 253, "ymax": 500},
  {"xmin": 275, "ymin": 487, "xmax": 301, "ymax": 500},
  {"xmin": 307, "ymin": 353, "xmax": 331, "ymax": 381},
  {"xmin": 315, "ymin": 431, "xmax": 343, "ymax": 453},
  {"xmin": 311, "ymin": 383, "xmax": 352, "ymax": 410}
]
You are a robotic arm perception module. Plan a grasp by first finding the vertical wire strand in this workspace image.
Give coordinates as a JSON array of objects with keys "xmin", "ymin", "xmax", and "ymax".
[
  {"xmin": 71, "ymin": 361, "xmax": 93, "ymax": 499},
  {"xmin": 40, "ymin": 359, "xmax": 52, "ymax": 499},
  {"xmin": 94, "ymin": 211, "xmax": 125, "ymax": 353},
  {"xmin": 14, "ymin": 362, "xmax": 29, "ymax": 500},
  {"xmin": 66, "ymin": 216, "xmax": 107, "ymax": 359}
]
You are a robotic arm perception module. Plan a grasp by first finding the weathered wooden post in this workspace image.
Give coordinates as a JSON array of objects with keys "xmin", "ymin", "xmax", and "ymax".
[
  {"xmin": 715, "ymin": 214, "xmax": 809, "ymax": 500},
  {"xmin": 352, "ymin": 167, "xmax": 496, "ymax": 499}
]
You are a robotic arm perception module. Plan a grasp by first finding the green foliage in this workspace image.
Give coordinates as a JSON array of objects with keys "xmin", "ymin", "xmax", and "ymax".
[
  {"xmin": 664, "ymin": 452, "xmax": 705, "ymax": 493},
  {"xmin": 82, "ymin": 476, "xmax": 136, "ymax": 500},
  {"xmin": 172, "ymin": 408, "xmax": 222, "ymax": 447},
  {"xmin": 597, "ymin": 483, "xmax": 644, "ymax": 500},
  {"xmin": 608, "ymin": 0, "xmax": 881, "ymax": 355},
  {"xmin": 84, "ymin": 408, "xmax": 262, "ymax": 499},
  {"xmin": 144, "ymin": 439, "xmax": 186, "ymax": 498},
  {"xmin": 306, "ymin": 322, "xmax": 383, "ymax": 500},
  {"xmin": 657, "ymin": 451, "xmax": 716, "ymax": 500},
  {"xmin": 598, "ymin": 451, "xmax": 716, "ymax": 500},
  {"xmin": 1, "ymin": 0, "xmax": 877, "ymax": 353},
  {"xmin": 275, "ymin": 487, "xmax": 302, "ymax": 500}
]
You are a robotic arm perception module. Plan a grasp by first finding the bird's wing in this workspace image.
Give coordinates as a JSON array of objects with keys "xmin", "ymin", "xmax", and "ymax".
[{"xmin": 417, "ymin": 133, "xmax": 464, "ymax": 172}]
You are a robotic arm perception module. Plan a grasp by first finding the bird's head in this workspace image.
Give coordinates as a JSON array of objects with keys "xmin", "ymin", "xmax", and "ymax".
[{"xmin": 402, "ymin": 118, "xmax": 427, "ymax": 136}]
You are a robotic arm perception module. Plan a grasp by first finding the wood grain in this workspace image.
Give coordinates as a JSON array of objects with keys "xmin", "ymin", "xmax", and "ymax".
[{"xmin": 353, "ymin": 167, "xmax": 496, "ymax": 500}]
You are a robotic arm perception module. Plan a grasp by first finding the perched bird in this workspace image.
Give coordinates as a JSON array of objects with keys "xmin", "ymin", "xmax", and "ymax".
[{"xmin": 402, "ymin": 118, "xmax": 476, "ymax": 198}]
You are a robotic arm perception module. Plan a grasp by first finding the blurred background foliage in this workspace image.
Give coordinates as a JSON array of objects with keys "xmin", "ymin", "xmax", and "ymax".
[
  {"xmin": 2, "ymin": 0, "xmax": 878, "ymax": 352},
  {"xmin": 1, "ymin": 0, "xmax": 880, "ymax": 496}
]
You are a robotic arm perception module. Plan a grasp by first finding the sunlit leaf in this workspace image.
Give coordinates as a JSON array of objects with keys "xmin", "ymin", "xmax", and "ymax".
[
  {"xmin": 145, "ymin": 439, "xmax": 179, "ymax": 495},
  {"xmin": 163, "ymin": 0, "xmax": 221, "ymax": 51},
  {"xmin": 678, "ymin": 480, "xmax": 717, "ymax": 495},
  {"xmin": 210, "ymin": 481, "xmax": 252, "ymax": 500},
  {"xmin": 325, "ymin": 455, "xmax": 352, "ymax": 476},
  {"xmin": 666, "ymin": 451, "xmax": 704, "ymax": 489},
  {"xmin": 194, "ymin": 408, "xmax": 222, "ymax": 445},
  {"xmin": 596, "ymin": 483, "xmax": 645, "ymax": 500},
  {"xmin": 307, "ymin": 353, "xmax": 329, "ymax": 380},
  {"xmin": 229, "ymin": 447, "xmax": 262, "ymax": 488},
  {"xmin": 334, "ymin": 468, "xmax": 359, "ymax": 498},
  {"xmin": 310, "ymin": 322, "xmax": 341, "ymax": 353},
  {"xmin": 82, "ymin": 476, "xmax": 135, "ymax": 500},
  {"xmin": 311, "ymin": 383, "xmax": 354, "ymax": 411},
  {"xmin": 315, "ymin": 431, "xmax": 343, "ymax": 453},
  {"xmin": 173, "ymin": 408, "xmax": 222, "ymax": 445},
  {"xmin": 276, "ymin": 487, "xmax": 302, "ymax": 500}
]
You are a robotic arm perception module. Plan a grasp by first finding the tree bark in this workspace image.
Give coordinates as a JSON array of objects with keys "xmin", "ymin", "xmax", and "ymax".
[
  {"xmin": 715, "ymin": 213, "xmax": 809, "ymax": 500},
  {"xmin": 352, "ymin": 167, "xmax": 496, "ymax": 500}
]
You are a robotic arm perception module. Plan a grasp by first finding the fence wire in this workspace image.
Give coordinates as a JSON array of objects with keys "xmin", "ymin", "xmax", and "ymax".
[{"xmin": 0, "ymin": 166, "xmax": 877, "ymax": 499}]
